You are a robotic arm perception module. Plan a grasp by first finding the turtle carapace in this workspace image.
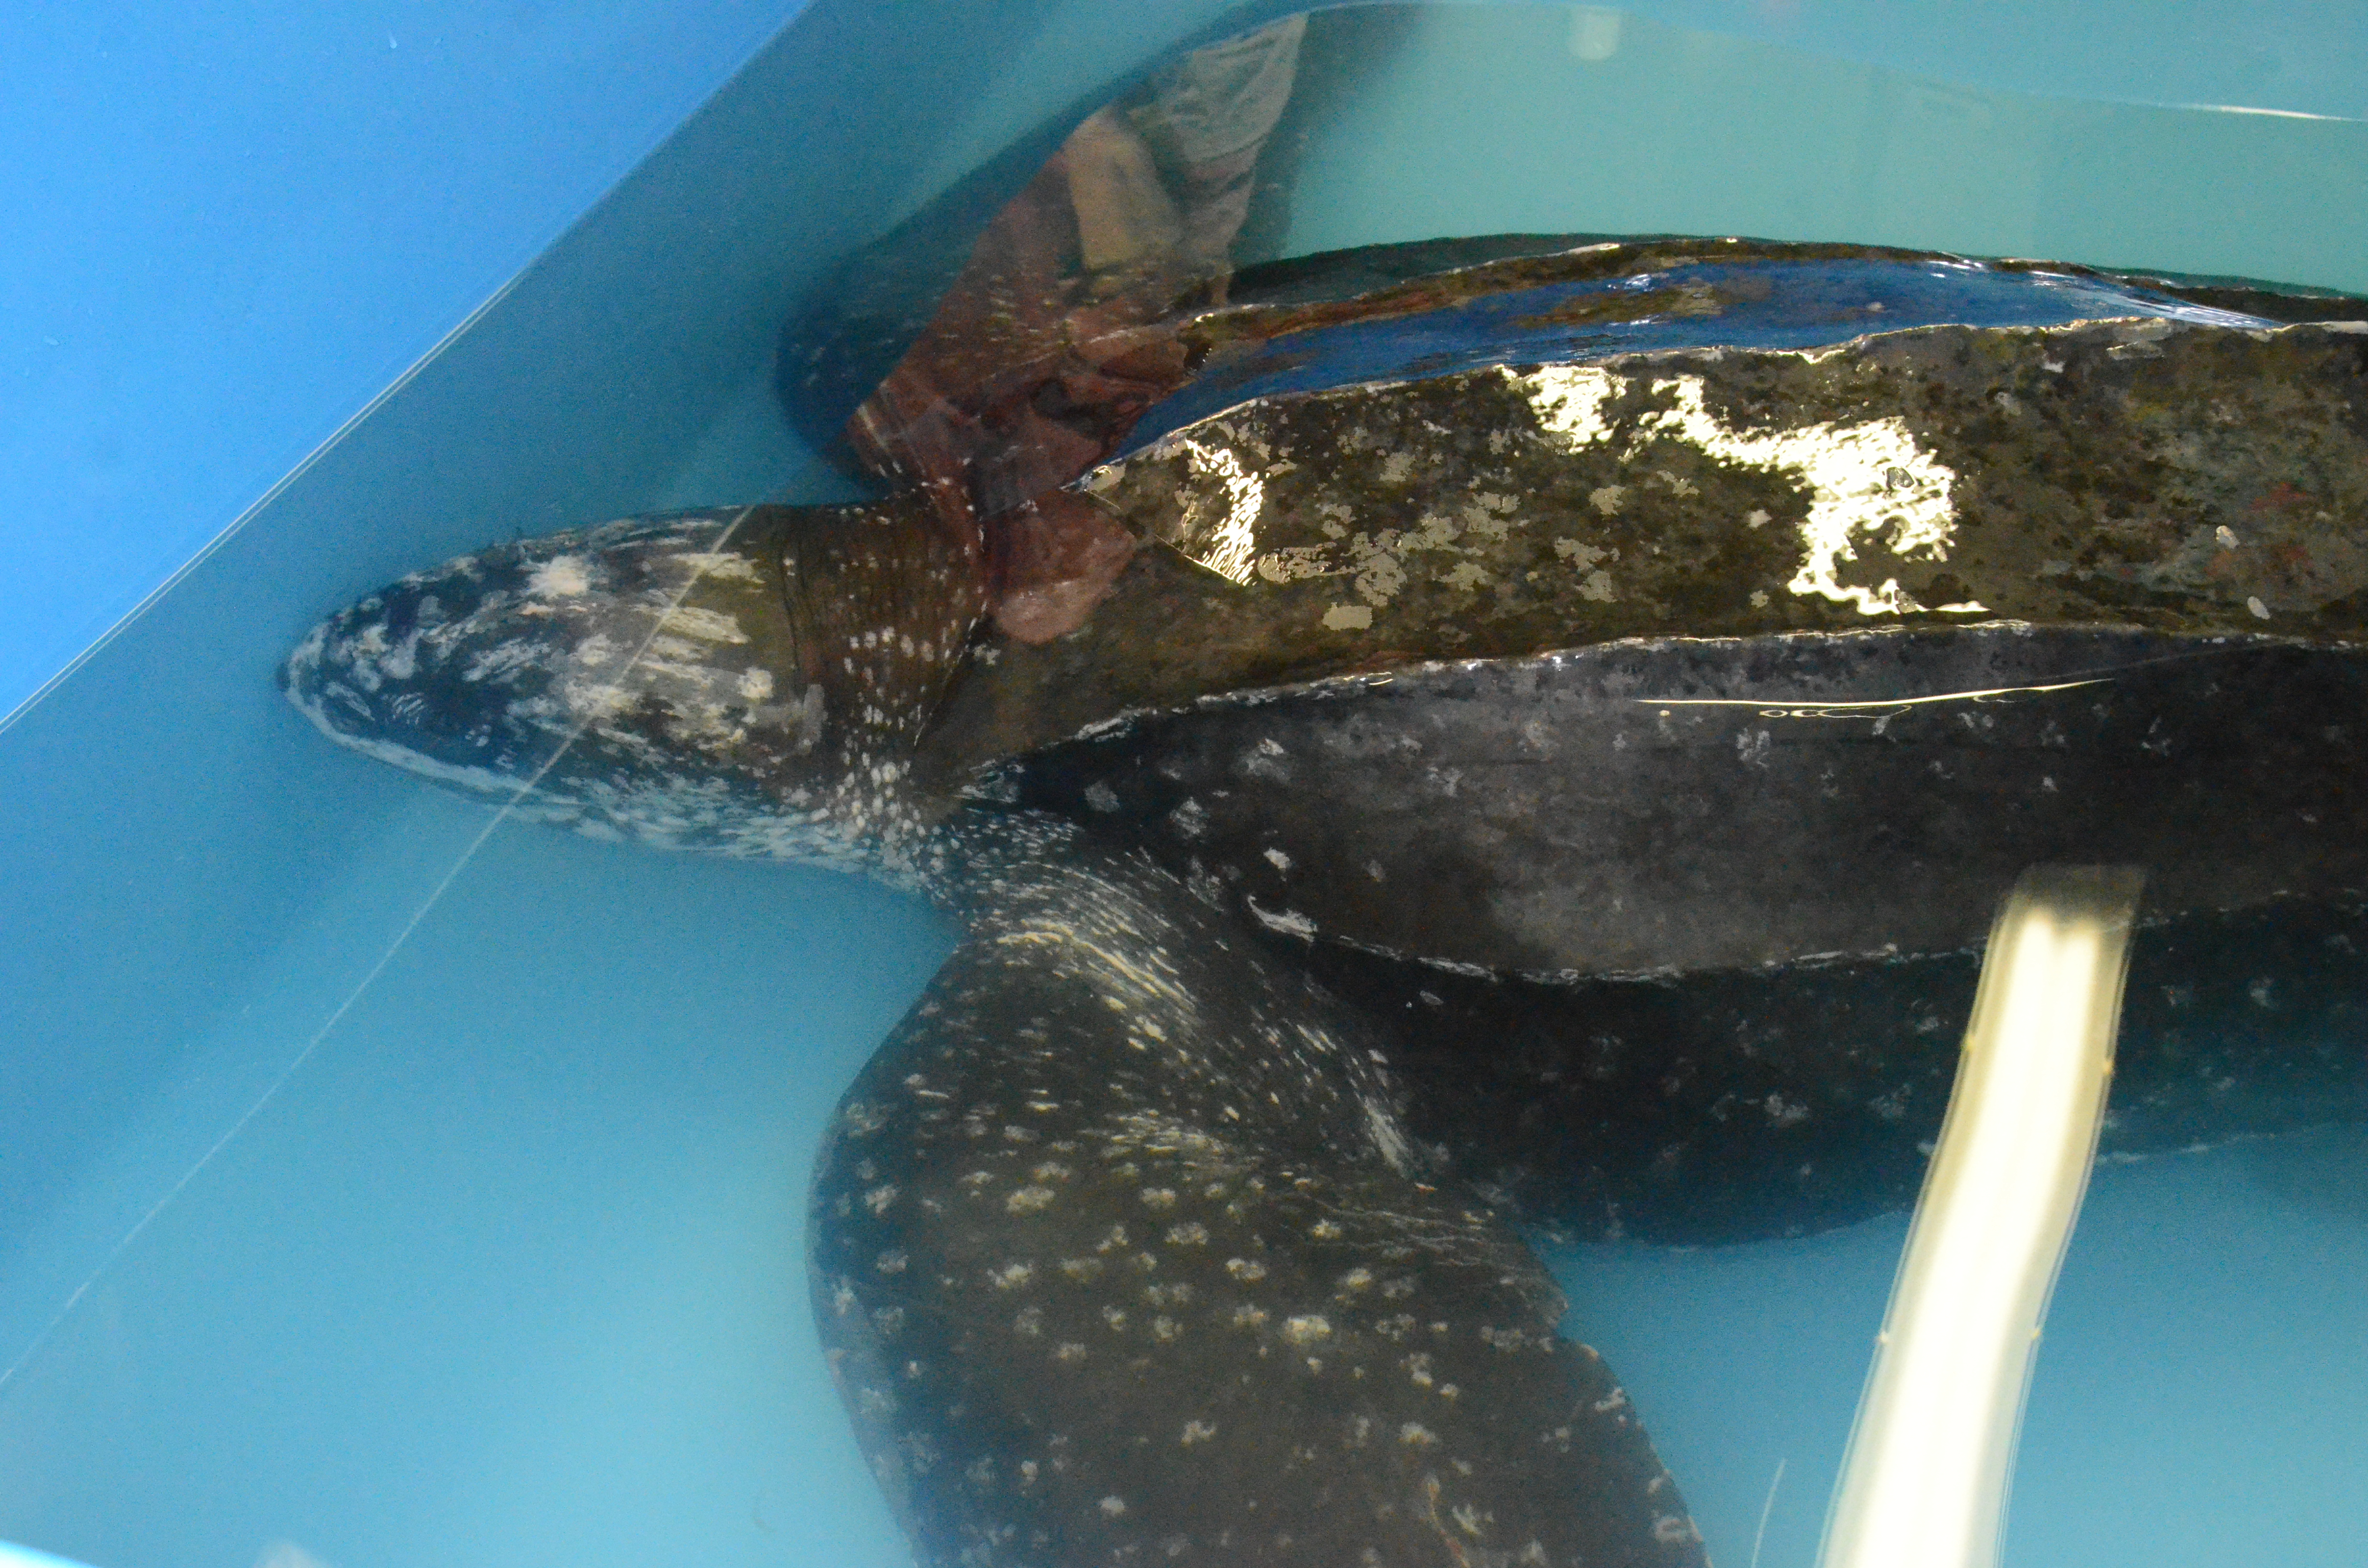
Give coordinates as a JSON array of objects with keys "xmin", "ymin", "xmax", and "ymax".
[{"xmin": 280, "ymin": 25, "xmax": 2368, "ymax": 1561}]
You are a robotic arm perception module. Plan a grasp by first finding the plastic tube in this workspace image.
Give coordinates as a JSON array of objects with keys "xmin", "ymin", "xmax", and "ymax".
[{"xmin": 1819, "ymin": 865, "xmax": 2145, "ymax": 1568}]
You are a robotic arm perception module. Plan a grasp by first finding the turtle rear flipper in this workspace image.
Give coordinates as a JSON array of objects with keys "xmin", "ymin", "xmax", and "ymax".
[
  {"xmin": 811, "ymin": 823, "xmax": 1704, "ymax": 1568},
  {"xmin": 1307, "ymin": 894, "xmax": 2368, "ymax": 1249}
]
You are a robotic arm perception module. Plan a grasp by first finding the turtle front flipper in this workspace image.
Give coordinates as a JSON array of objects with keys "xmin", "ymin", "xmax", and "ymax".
[{"xmin": 811, "ymin": 821, "xmax": 1704, "ymax": 1568}]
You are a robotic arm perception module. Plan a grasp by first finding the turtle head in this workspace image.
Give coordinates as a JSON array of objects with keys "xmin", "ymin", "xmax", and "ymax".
[{"xmin": 282, "ymin": 499, "xmax": 987, "ymax": 876}]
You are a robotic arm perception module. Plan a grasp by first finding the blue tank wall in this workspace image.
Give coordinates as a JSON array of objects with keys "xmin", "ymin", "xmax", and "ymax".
[{"xmin": 0, "ymin": 0, "xmax": 815, "ymax": 725}]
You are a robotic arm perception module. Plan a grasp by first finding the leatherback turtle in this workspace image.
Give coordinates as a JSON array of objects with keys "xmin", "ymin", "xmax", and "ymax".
[{"xmin": 283, "ymin": 217, "xmax": 2368, "ymax": 1564}]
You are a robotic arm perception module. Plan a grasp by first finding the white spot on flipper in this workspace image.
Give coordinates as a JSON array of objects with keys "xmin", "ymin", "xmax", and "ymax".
[
  {"xmin": 1363, "ymin": 1098, "xmax": 1414, "ymax": 1175},
  {"xmin": 1246, "ymin": 898, "xmax": 1316, "ymax": 938},
  {"xmin": 1283, "ymin": 1315, "xmax": 1332, "ymax": 1345}
]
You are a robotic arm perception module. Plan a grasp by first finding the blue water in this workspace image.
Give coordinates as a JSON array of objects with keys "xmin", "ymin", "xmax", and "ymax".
[
  {"xmin": 4, "ymin": 5, "xmax": 2366, "ymax": 1567},
  {"xmin": 1552, "ymin": 1131, "xmax": 2368, "ymax": 1566},
  {"xmin": 0, "ymin": 816, "xmax": 942, "ymax": 1568}
]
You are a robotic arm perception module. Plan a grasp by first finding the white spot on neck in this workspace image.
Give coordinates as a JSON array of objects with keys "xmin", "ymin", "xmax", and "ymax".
[{"xmin": 526, "ymin": 554, "xmax": 593, "ymax": 599}]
